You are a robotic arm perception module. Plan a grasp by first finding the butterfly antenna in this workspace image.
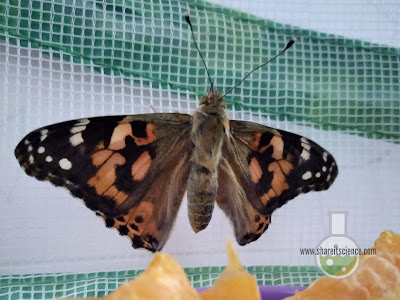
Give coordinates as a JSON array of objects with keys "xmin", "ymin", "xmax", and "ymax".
[
  {"xmin": 220, "ymin": 37, "xmax": 296, "ymax": 100},
  {"xmin": 184, "ymin": 11, "xmax": 214, "ymax": 90}
]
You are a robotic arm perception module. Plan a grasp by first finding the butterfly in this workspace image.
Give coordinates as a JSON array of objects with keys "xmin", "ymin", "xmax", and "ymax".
[{"xmin": 14, "ymin": 14, "xmax": 338, "ymax": 253}]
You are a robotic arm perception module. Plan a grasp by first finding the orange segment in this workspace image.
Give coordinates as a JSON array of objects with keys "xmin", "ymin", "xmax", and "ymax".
[
  {"xmin": 70, "ymin": 253, "xmax": 200, "ymax": 300},
  {"xmin": 67, "ymin": 240, "xmax": 260, "ymax": 300},
  {"xmin": 284, "ymin": 230, "xmax": 400, "ymax": 300},
  {"xmin": 200, "ymin": 239, "xmax": 261, "ymax": 300}
]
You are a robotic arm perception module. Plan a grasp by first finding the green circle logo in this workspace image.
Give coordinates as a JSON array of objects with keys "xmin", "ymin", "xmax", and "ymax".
[{"xmin": 316, "ymin": 236, "xmax": 360, "ymax": 279}]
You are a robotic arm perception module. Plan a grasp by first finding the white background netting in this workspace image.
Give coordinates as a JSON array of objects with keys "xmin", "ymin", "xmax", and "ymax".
[{"xmin": 0, "ymin": 0, "xmax": 399, "ymax": 277}]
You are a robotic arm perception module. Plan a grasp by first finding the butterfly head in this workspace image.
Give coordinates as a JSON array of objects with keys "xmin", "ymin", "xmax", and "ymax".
[{"xmin": 199, "ymin": 84, "xmax": 226, "ymax": 108}]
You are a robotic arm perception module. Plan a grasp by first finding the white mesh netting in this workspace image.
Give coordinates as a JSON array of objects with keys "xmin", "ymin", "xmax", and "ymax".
[{"xmin": 0, "ymin": 0, "xmax": 399, "ymax": 298}]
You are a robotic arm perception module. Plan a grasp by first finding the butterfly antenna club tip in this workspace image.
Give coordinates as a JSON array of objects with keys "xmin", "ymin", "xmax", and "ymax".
[
  {"xmin": 220, "ymin": 37, "xmax": 297, "ymax": 99},
  {"xmin": 284, "ymin": 37, "xmax": 297, "ymax": 51},
  {"xmin": 184, "ymin": 11, "xmax": 190, "ymax": 20}
]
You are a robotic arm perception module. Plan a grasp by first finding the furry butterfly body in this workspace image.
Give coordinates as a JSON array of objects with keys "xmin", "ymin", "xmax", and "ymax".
[{"xmin": 15, "ymin": 87, "xmax": 338, "ymax": 252}]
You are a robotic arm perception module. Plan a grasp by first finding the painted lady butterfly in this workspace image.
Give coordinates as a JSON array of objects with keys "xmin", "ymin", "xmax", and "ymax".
[{"xmin": 14, "ymin": 13, "xmax": 338, "ymax": 252}]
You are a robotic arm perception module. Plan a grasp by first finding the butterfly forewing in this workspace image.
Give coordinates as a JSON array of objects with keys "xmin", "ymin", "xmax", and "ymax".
[
  {"xmin": 230, "ymin": 120, "xmax": 338, "ymax": 216},
  {"xmin": 15, "ymin": 113, "xmax": 192, "ymax": 251}
]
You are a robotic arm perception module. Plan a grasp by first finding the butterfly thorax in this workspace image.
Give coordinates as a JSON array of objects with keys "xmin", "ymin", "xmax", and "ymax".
[{"xmin": 187, "ymin": 88, "xmax": 230, "ymax": 232}]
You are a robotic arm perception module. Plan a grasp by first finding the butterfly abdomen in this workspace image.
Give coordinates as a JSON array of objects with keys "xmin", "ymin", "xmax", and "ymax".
[
  {"xmin": 187, "ymin": 163, "xmax": 219, "ymax": 232},
  {"xmin": 187, "ymin": 98, "xmax": 229, "ymax": 233}
]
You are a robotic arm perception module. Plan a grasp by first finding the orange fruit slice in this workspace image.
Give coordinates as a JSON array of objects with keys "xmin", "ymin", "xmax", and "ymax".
[
  {"xmin": 284, "ymin": 230, "xmax": 400, "ymax": 300},
  {"xmin": 67, "ymin": 239, "xmax": 261, "ymax": 300},
  {"xmin": 200, "ymin": 239, "xmax": 261, "ymax": 300},
  {"xmin": 74, "ymin": 253, "xmax": 200, "ymax": 300}
]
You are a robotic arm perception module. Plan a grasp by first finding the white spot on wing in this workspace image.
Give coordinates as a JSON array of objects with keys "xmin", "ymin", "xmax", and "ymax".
[
  {"xmin": 46, "ymin": 156, "xmax": 53, "ymax": 162},
  {"xmin": 59, "ymin": 158, "xmax": 72, "ymax": 170},
  {"xmin": 322, "ymin": 166, "xmax": 327, "ymax": 172},
  {"xmin": 316, "ymin": 172, "xmax": 321, "ymax": 178},
  {"xmin": 302, "ymin": 171, "xmax": 312, "ymax": 180},
  {"xmin": 40, "ymin": 129, "xmax": 49, "ymax": 142},
  {"xmin": 300, "ymin": 139, "xmax": 311, "ymax": 160},
  {"xmin": 29, "ymin": 155, "xmax": 34, "ymax": 164},
  {"xmin": 71, "ymin": 125, "xmax": 86, "ymax": 134},
  {"xmin": 94, "ymin": 210, "xmax": 105, "ymax": 218},
  {"xmin": 76, "ymin": 118, "xmax": 90, "ymax": 126},
  {"xmin": 323, "ymin": 152, "xmax": 328, "ymax": 162},
  {"xmin": 37, "ymin": 146, "xmax": 45, "ymax": 154},
  {"xmin": 27, "ymin": 145, "xmax": 33, "ymax": 152},
  {"xmin": 70, "ymin": 133, "xmax": 84, "ymax": 146},
  {"xmin": 300, "ymin": 148, "xmax": 310, "ymax": 160},
  {"xmin": 300, "ymin": 137, "xmax": 308, "ymax": 143},
  {"xmin": 24, "ymin": 140, "xmax": 30, "ymax": 145},
  {"xmin": 301, "ymin": 142, "xmax": 311, "ymax": 151}
]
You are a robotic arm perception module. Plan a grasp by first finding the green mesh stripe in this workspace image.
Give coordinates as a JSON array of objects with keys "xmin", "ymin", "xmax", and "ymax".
[
  {"xmin": 0, "ymin": 0, "xmax": 399, "ymax": 142},
  {"xmin": 0, "ymin": 266, "xmax": 323, "ymax": 299}
]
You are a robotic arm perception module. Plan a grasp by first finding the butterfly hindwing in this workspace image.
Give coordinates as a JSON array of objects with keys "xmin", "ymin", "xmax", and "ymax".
[
  {"xmin": 15, "ymin": 113, "xmax": 192, "ymax": 251},
  {"xmin": 216, "ymin": 120, "xmax": 338, "ymax": 245},
  {"xmin": 217, "ymin": 155, "xmax": 271, "ymax": 245}
]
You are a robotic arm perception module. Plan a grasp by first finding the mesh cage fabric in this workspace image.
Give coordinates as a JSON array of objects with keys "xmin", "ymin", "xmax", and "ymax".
[{"xmin": 0, "ymin": 0, "xmax": 399, "ymax": 298}]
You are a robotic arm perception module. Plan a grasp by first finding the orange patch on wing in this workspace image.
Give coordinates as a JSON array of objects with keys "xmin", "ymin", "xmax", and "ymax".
[
  {"xmin": 249, "ymin": 157, "xmax": 263, "ymax": 183},
  {"xmin": 103, "ymin": 186, "xmax": 128, "ymax": 205},
  {"xmin": 270, "ymin": 136, "xmax": 284, "ymax": 160},
  {"xmin": 254, "ymin": 135, "xmax": 284, "ymax": 161},
  {"xmin": 252, "ymin": 133, "xmax": 261, "ymax": 150},
  {"xmin": 110, "ymin": 210, "xmax": 136, "ymax": 239},
  {"xmin": 123, "ymin": 202, "xmax": 155, "ymax": 237},
  {"xmin": 91, "ymin": 149, "xmax": 113, "ymax": 166},
  {"xmin": 268, "ymin": 161, "xmax": 289, "ymax": 197},
  {"xmin": 129, "ymin": 202, "xmax": 154, "ymax": 224},
  {"xmin": 131, "ymin": 151, "xmax": 152, "ymax": 181},
  {"xmin": 88, "ymin": 153, "xmax": 126, "ymax": 195},
  {"xmin": 133, "ymin": 123, "xmax": 156, "ymax": 146},
  {"xmin": 278, "ymin": 160, "xmax": 293, "ymax": 175},
  {"xmin": 109, "ymin": 123, "xmax": 134, "ymax": 150},
  {"xmin": 260, "ymin": 159, "xmax": 293, "ymax": 205},
  {"xmin": 261, "ymin": 190, "xmax": 276, "ymax": 205}
]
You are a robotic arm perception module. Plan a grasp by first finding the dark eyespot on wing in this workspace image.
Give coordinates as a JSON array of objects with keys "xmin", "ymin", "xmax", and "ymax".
[{"xmin": 131, "ymin": 121, "xmax": 148, "ymax": 138}]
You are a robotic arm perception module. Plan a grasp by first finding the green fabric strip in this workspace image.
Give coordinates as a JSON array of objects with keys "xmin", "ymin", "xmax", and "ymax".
[
  {"xmin": 0, "ymin": 0, "xmax": 399, "ymax": 142},
  {"xmin": 0, "ymin": 266, "xmax": 323, "ymax": 299}
]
